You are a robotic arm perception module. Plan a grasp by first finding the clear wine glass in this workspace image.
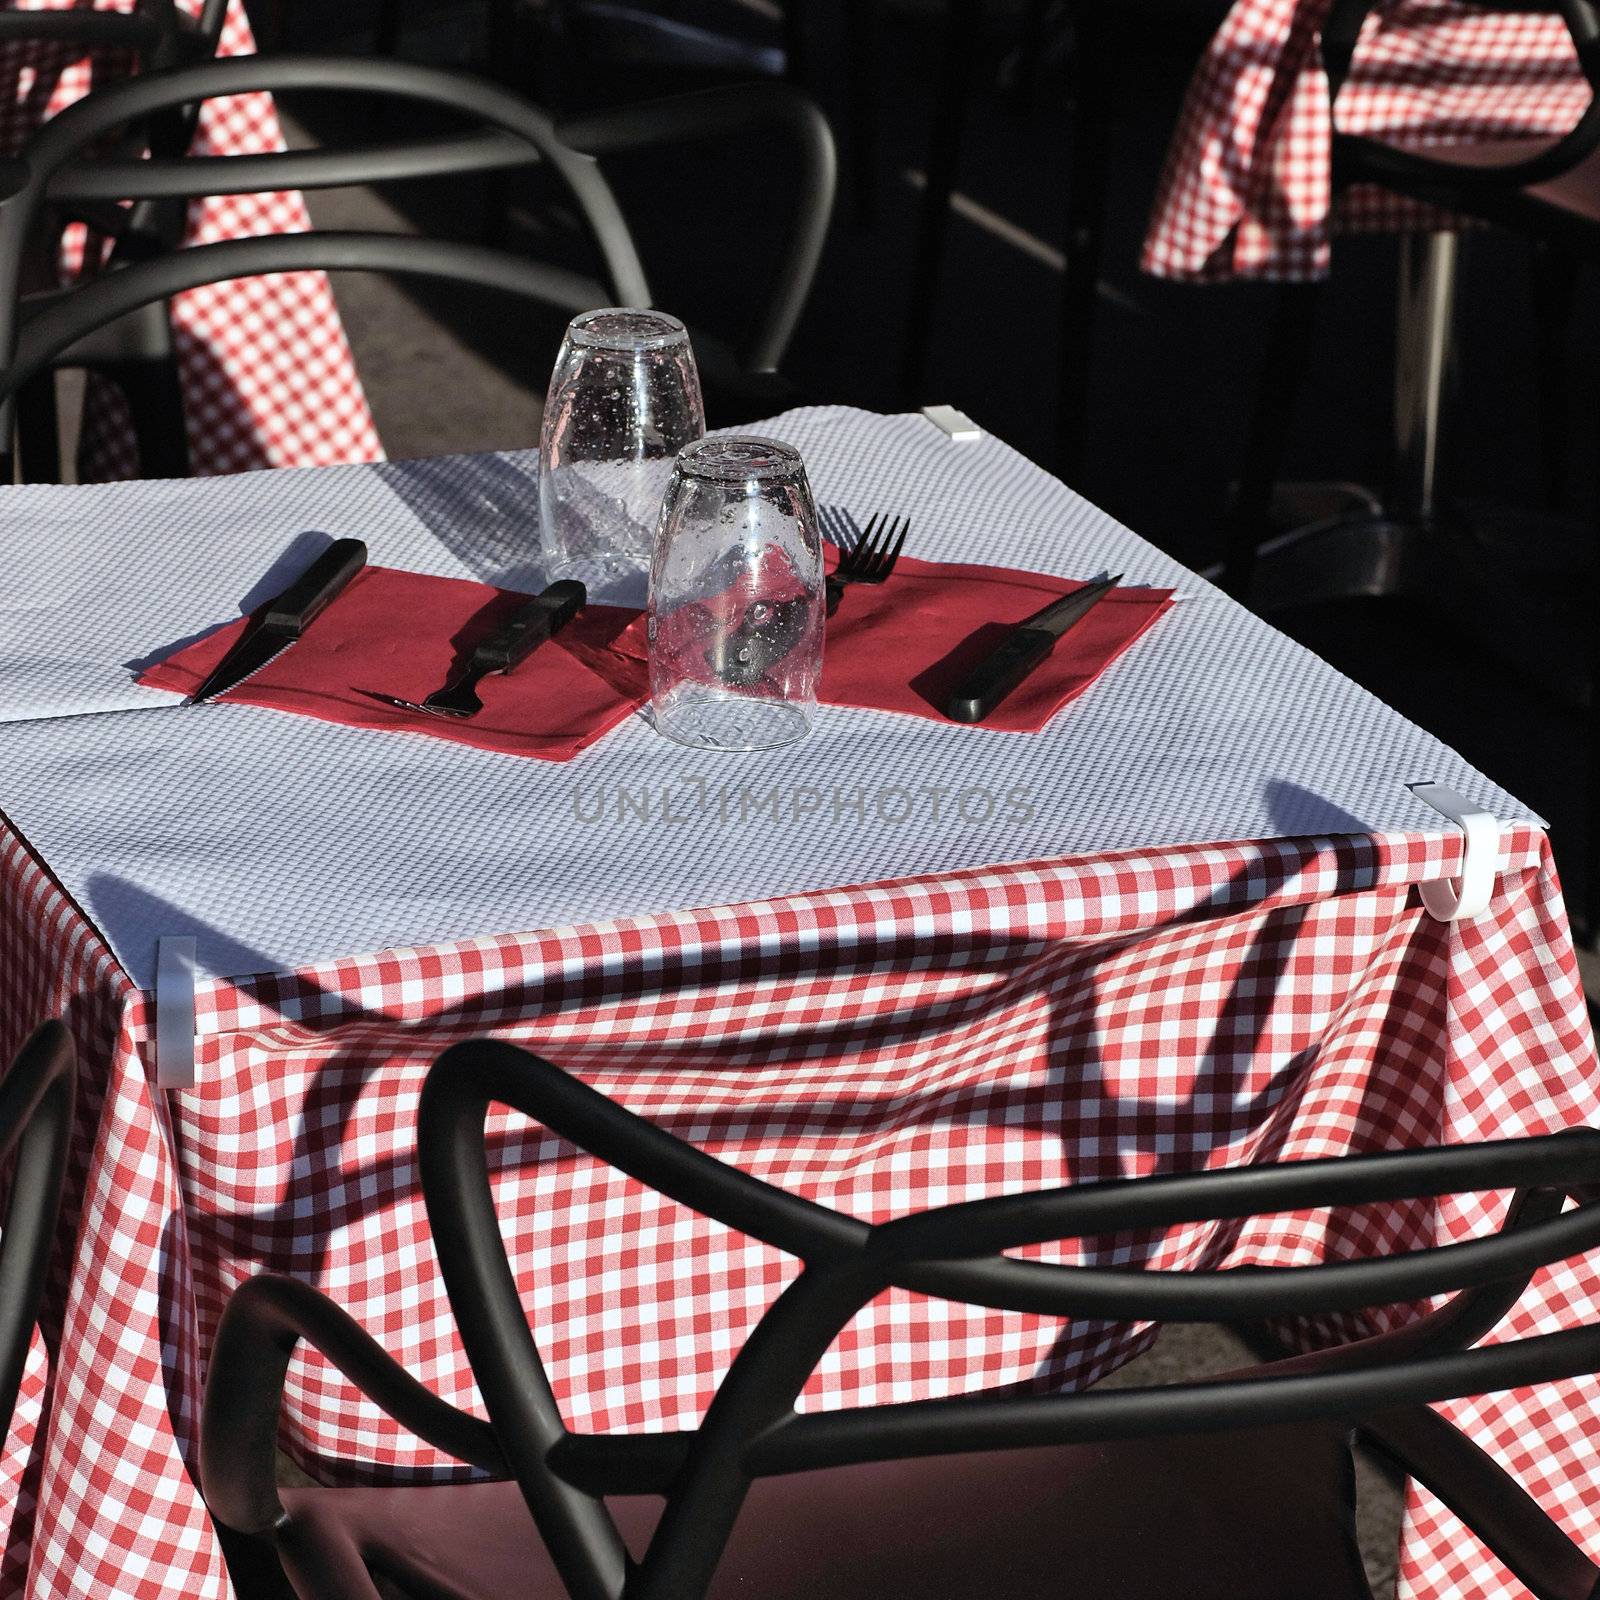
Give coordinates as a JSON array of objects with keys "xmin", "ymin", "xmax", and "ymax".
[
  {"xmin": 649, "ymin": 436, "xmax": 825, "ymax": 751},
  {"xmin": 539, "ymin": 308, "xmax": 705, "ymax": 603}
]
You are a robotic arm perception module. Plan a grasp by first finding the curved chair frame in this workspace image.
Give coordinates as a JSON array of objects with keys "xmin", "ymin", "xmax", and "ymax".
[
  {"xmin": 0, "ymin": 1022, "xmax": 76, "ymax": 1451},
  {"xmin": 203, "ymin": 1039, "xmax": 1600, "ymax": 1600},
  {"xmin": 5, "ymin": 231, "xmax": 611, "ymax": 401},
  {"xmin": 0, "ymin": 0, "xmax": 231, "ymax": 481},
  {"xmin": 0, "ymin": 0, "xmax": 225, "ymax": 58},
  {"xmin": 0, "ymin": 53, "xmax": 835, "ymax": 380},
  {"xmin": 1324, "ymin": 0, "xmax": 1600, "ymax": 208}
]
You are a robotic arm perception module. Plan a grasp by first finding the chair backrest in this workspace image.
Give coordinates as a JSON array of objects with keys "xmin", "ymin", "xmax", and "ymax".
[
  {"xmin": 418, "ymin": 1039, "xmax": 1600, "ymax": 1600},
  {"xmin": 0, "ymin": 51, "xmax": 833, "ymax": 419},
  {"xmin": 0, "ymin": 0, "xmax": 225, "ymax": 170},
  {"xmin": 0, "ymin": 1, "xmax": 174, "ymax": 60},
  {"xmin": 1322, "ymin": 0, "xmax": 1600, "ymax": 194},
  {"xmin": 0, "ymin": 1021, "xmax": 75, "ymax": 1450}
]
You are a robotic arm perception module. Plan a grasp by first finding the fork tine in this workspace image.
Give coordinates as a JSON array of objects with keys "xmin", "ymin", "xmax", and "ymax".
[
  {"xmin": 857, "ymin": 512, "xmax": 889, "ymax": 562},
  {"xmin": 876, "ymin": 516, "xmax": 911, "ymax": 579},
  {"xmin": 863, "ymin": 514, "xmax": 908, "ymax": 580},
  {"xmin": 839, "ymin": 512, "xmax": 884, "ymax": 578}
]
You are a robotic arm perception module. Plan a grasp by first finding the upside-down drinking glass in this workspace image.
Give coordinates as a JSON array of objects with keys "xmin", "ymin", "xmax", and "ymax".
[
  {"xmin": 539, "ymin": 308, "xmax": 705, "ymax": 601},
  {"xmin": 649, "ymin": 436, "xmax": 824, "ymax": 751}
]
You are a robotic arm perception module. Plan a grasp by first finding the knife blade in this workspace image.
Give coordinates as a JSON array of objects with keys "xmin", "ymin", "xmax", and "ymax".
[
  {"xmin": 944, "ymin": 574, "xmax": 1122, "ymax": 724},
  {"xmin": 189, "ymin": 538, "xmax": 368, "ymax": 705}
]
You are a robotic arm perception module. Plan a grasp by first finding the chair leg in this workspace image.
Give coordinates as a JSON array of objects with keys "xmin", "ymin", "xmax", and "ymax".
[
  {"xmin": 1057, "ymin": 0, "xmax": 1110, "ymax": 483},
  {"xmin": 114, "ymin": 360, "xmax": 192, "ymax": 479},
  {"xmin": 215, "ymin": 1525, "xmax": 299, "ymax": 1600},
  {"xmin": 1220, "ymin": 282, "xmax": 1322, "ymax": 599},
  {"xmin": 899, "ymin": 0, "xmax": 983, "ymax": 405}
]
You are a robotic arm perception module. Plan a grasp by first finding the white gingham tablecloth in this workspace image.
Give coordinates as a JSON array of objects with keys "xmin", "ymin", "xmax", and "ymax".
[
  {"xmin": 1142, "ymin": 0, "xmax": 1594, "ymax": 281},
  {"xmin": 2, "ymin": 0, "xmax": 383, "ymax": 475},
  {"xmin": 0, "ymin": 411, "xmax": 1595, "ymax": 1600}
]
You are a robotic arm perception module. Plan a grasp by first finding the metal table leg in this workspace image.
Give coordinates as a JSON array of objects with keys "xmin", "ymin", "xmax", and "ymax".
[
  {"xmin": 1389, "ymin": 230, "xmax": 1459, "ymax": 521},
  {"xmin": 1238, "ymin": 232, "xmax": 1463, "ymax": 611}
]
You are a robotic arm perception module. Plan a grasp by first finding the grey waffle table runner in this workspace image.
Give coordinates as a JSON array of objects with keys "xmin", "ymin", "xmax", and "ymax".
[{"xmin": 0, "ymin": 407, "xmax": 1538, "ymax": 988}]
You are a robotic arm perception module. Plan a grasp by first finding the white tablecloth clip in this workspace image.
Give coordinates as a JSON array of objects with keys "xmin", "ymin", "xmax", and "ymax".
[
  {"xmin": 1410, "ymin": 782, "xmax": 1500, "ymax": 923},
  {"xmin": 920, "ymin": 404, "xmax": 983, "ymax": 443},
  {"xmin": 154, "ymin": 936, "xmax": 197, "ymax": 1090}
]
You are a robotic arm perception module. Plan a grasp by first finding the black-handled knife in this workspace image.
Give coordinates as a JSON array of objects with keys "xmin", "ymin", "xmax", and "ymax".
[
  {"xmin": 190, "ymin": 538, "xmax": 368, "ymax": 704},
  {"xmin": 376, "ymin": 579, "xmax": 587, "ymax": 719},
  {"xmin": 944, "ymin": 574, "xmax": 1122, "ymax": 724}
]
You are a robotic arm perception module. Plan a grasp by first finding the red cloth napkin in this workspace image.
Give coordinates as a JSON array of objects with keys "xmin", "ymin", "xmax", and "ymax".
[
  {"xmin": 817, "ymin": 552, "xmax": 1173, "ymax": 729},
  {"xmin": 138, "ymin": 566, "xmax": 649, "ymax": 761},
  {"xmin": 601, "ymin": 551, "xmax": 1175, "ymax": 730}
]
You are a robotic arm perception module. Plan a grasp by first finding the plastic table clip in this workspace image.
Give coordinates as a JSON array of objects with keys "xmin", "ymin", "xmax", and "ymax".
[
  {"xmin": 921, "ymin": 404, "xmax": 983, "ymax": 443},
  {"xmin": 155, "ymin": 935, "xmax": 197, "ymax": 1089},
  {"xmin": 1410, "ymin": 782, "xmax": 1500, "ymax": 923}
]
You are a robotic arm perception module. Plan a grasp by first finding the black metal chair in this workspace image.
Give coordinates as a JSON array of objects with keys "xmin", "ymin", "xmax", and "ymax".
[
  {"xmin": 0, "ymin": 52, "xmax": 834, "ymax": 479},
  {"xmin": 0, "ymin": 0, "xmax": 229, "ymax": 481},
  {"xmin": 0, "ymin": 1021, "xmax": 76, "ymax": 1454},
  {"xmin": 202, "ymin": 1038, "xmax": 1600, "ymax": 1600},
  {"xmin": 1222, "ymin": 0, "xmax": 1600, "ymax": 594}
]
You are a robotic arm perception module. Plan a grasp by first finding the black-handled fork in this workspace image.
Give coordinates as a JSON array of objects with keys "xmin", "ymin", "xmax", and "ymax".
[
  {"xmin": 375, "ymin": 580, "xmax": 586, "ymax": 720},
  {"xmin": 826, "ymin": 513, "xmax": 910, "ymax": 616}
]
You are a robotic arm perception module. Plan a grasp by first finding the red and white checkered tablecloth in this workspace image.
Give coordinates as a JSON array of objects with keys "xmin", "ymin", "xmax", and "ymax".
[
  {"xmin": 1, "ymin": 804, "xmax": 1597, "ymax": 1600},
  {"xmin": 0, "ymin": 0, "xmax": 383, "ymax": 476},
  {"xmin": 1142, "ymin": 0, "xmax": 1595, "ymax": 281},
  {"xmin": 0, "ymin": 1333, "xmax": 49, "ymax": 1600}
]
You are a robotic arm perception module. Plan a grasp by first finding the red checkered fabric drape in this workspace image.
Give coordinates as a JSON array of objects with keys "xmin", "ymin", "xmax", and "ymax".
[
  {"xmin": 0, "ymin": 0, "xmax": 383, "ymax": 476},
  {"xmin": 1142, "ymin": 0, "xmax": 1594, "ymax": 280},
  {"xmin": 0, "ymin": 1334, "xmax": 49, "ymax": 1600},
  {"xmin": 1, "ymin": 811, "xmax": 1596, "ymax": 1599}
]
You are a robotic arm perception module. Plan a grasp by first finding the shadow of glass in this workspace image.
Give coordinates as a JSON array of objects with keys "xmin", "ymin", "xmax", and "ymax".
[{"xmin": 373, "ymin": 450, "xmax": 547, "ymax": 590}]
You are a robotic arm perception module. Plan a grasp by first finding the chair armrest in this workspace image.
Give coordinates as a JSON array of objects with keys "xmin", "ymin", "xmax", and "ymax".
[
  {"xmin": 1361, "ymin": 1405, "xmax": 1600, "ymax": 1600},
  {"xmin": 556, "ymin": 83, "xmax": 835, "ymax": 372},
  {"xmin": 200, "ymin": 1273, "xmax": 506, "ymax": 1538},
  {"xmin": 1226, "ymin": 1185, "xmax": 1573, "ymax": 1380},
  {"xmin": 0, "ymin": 12, "xmax": 166, "ymax": 48},
  {"xmin": 1228, "ymin": 1188, "xmax": 1600, "ymax": 1600}
]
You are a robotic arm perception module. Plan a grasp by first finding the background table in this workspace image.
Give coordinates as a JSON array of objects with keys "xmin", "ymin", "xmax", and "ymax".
[
  {"xmin": 1, "ymin": 0, "xmax": 383, "ymax": 476},
  {"xmin": 1143, "ymin": 0, "xmax": 1592, "ymax": 280},
  {"xmin": 0, "ymin": 408, "xmax": 1595, "ymax": 1600}
]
